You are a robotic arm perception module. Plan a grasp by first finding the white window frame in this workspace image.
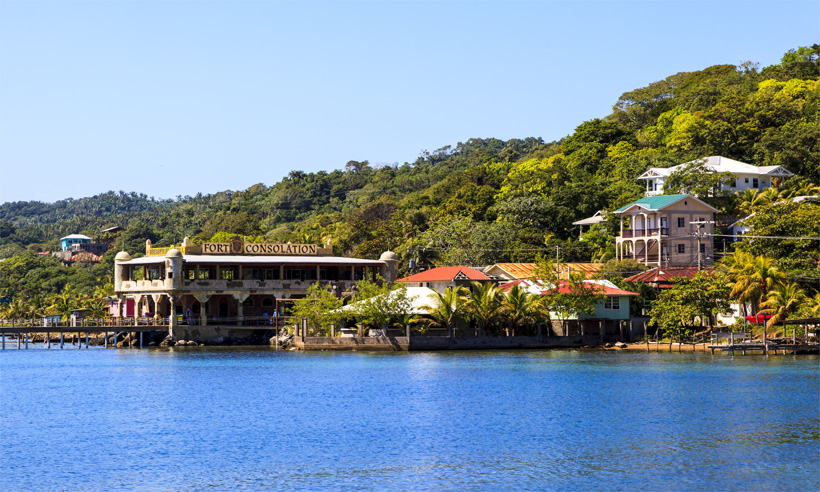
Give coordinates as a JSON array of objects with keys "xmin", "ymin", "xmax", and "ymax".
[{"xmin": 604, "ymin": 296, "xmax": 620, "ymax": 310}]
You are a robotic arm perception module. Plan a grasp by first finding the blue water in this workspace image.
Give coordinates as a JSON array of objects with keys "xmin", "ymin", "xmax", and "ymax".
[{"xmin": 1, "ymin": 347, "xmax": 818, "ymax": 491}]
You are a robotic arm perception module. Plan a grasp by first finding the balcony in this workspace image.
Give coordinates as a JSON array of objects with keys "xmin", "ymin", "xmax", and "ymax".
[
  {"xmin": 119, "ymin": 279, "xmax": 358, "ymax": 293},
  {"xmin": 620, "ymin": 228, "xmax": 669, "ymax": 239}
]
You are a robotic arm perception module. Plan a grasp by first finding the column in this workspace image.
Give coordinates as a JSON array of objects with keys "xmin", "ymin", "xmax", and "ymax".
[
  {"xmin": 194, "ymin": 293, "xmax": 209, "ymax": 326},
  {"xmin": 234, "ymin": 293, "xmax": 250, "ymax": 326},
  {"xmin": 168, "ymin": 295, "xmax": 178, "ymax": 339}
]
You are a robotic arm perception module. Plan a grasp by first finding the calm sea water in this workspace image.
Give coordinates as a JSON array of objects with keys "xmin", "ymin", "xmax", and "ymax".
[{"xmin": 1, "ymin": 346, "xmax": 818, "ymax": 491}]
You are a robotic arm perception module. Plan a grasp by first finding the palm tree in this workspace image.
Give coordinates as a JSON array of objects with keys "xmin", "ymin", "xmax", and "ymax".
[
  {"xmin": 723, "ymin": 252, "xmax": 784, "ymax": 315},
  {"xmin": 501, "ymin": 284, "xmax": 542, "ymax": 336},
  {"xmin": 50, "ymin": 283, "xmax": 77, "ymax": 322},
  {"xmin": 467, "ymin": 281, "xmax": 502, "ymax": 337},
  {"xmin": 761, "ymin": 282, "xmax": 807, "ymax": 332},
  {"xmin": 736, "ymin": 189, "xmax": 766, "ymax": 217},
  {"xmin": 423, "ymin": 287, "xmax": 469, "ymax": 337}
]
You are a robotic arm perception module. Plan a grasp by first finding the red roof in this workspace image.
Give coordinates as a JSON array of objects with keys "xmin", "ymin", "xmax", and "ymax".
[
  {"xmin": 545, "ymin": 281, "xmax": 638, "ymax": 296},
  {"xmin": 623, "ymin": 267, "xmax": 712, "ymax": 288},
  {"xmin": 398, "ymin": 266, "xmax": 490, "ymax": 282}
]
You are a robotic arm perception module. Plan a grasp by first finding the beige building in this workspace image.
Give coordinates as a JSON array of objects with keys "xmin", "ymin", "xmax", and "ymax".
[
  {"xmin": 113, "ymin": 236, "xmax": 396, "ymax": 339},
  {"xmin": 613, "ymin": 194, "xmax": 717, "ymax": 267}
]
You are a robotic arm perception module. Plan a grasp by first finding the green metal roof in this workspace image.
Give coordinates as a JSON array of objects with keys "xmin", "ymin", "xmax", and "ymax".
[{"xmin": 613, "ymin": 194, "xmax": 689, "ymax": 213}]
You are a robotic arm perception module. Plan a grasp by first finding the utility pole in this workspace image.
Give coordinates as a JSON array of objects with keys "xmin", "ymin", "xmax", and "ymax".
[{"xmin": 689, "ymin": 220, "xmax": 715, "ymax": 271}]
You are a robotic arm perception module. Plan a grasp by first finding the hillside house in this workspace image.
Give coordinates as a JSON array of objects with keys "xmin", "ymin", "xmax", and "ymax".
[
  {"xmin": 637, "ymin": 156, "xmax": 793, "ymax": 196},
  {"xmin": 614, "ymin": 194, "xmax": 717, "ymax": 267}
]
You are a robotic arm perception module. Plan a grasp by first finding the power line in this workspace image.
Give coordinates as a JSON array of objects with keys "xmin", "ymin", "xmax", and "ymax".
[{"xmin": 710, "ymin": 233, "xmax": 820, "ymax": 240}]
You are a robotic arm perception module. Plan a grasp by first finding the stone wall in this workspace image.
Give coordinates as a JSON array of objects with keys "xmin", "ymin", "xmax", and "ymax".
[{"xmin": 294, "ymin": 335, "xmax": 598, "ymax": 352}]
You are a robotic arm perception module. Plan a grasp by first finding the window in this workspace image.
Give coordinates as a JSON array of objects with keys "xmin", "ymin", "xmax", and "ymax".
[
  {"xmin": 221, "ymin": 269, "xmax": 234, "ymax": 280},
  {"xmin": 677, "ymin": 217, "xmax": 685, "ymax": 228},
  {"xmin": 198, "ymin": 269, "xmax": 210, "ymax": 280},
  {"xmin": 700, "ymin": 243, "xmax": 706, "ymax": 253},
  {"xmin": 243, "ymin": 298, "xmax": 253, "ymax": 307},
  {"xmin": 753, "ymin": 178, "xmax": 759, "ymax": 188},
  {"xmin": 265, "ymin": 269, "xmax": 280, "ymax": 280},
  {"xmin": 604, "ymin": 297, "xmax": 620, "ymax": 310},
  {"xmin": 677, "ymin": 244, "xmax": 685, "ymax": 254},
  {"xmin": 745, "ymin": 177, "xmax": 749, "ymax": 183}
]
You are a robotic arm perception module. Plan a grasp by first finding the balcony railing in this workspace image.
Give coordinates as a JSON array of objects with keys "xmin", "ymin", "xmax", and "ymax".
[{"xmin": 620, "ymin": 228, "xmax": 669, "ymax": 238}]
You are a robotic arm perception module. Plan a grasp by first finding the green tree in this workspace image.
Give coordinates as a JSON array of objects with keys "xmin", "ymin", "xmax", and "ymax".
[
  {"xmin": 501, "ymin": 283, "xmax": 543, "ymax": 336},
  {"xmin": 350, "ymin": 277, "xmax": 412, "ymax": 332},
  {"xmin": 466, "ymin": 281, "xmax": 503, "ymax": 336},
  {"xmin": 290, "ymin": 282, "xmax": 345, "ymax": 335},
  {"xmin": 760, "ymin": 282, "xmax": 807, "ymax": 332},
  {"xmin": 722, "ymin": 252, "xmax": 784, "ymax": 315},
  {"xmin": 423, "ymin": 287, "xmax": 469, "ymax": 337}
]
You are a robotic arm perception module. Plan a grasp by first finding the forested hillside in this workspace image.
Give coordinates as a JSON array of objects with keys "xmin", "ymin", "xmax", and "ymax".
[{"xmin": 1, "ymin": 45, "xmax": 818, "ymax": 299}]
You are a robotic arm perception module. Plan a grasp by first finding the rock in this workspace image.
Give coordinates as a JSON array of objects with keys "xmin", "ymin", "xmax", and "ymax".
[
  {"xmin": 604, "ymin": 342, "xmax": 613, "ymax": 348},
  {"xmin": 159, "ymin": 338, "xmax": 176, "ymax": 347},
  {"xmin": 186, "ymin": 340, "xmax": 198, "ymax": 346},
  {"xmin": 212, "ymin": 336, "xmax": 225, "ymax": 345},
  {"xmin": 616, "ymin": 342, "xmax": 628, "ymax": 348},
  {"xmin": 148, "ymin": 341, "xmax": 158, "ymax": 346}
]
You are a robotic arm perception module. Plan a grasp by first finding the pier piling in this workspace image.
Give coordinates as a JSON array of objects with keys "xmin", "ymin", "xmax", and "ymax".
[
  {"xmin": 25, "ymin": 332, "xmax": 29, "ymax": 349},
  {"xmin": 46, "ymin": 332, "xmax": 50, "ymax": 349},
  {"xmin": 60, "ymin": 333, "xmax": 64, "ymax": 349}
]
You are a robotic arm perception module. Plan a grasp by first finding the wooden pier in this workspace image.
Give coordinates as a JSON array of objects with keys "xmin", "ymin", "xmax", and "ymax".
[
  {"xmin": 0, "ymin": 324, "xmax": 166, "ymax": 350},
  {"xmin": 707, "ymin": 342, "xmax": 819, "ymax": 355}
]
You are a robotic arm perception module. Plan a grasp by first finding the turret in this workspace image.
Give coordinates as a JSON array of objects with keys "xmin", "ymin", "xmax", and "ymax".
[
  {"xmin": 164, "ymin": 248, "xmax": 183, "ymax": 291},
  {"xmin": 114, "ymin": 251, "xmax": 131, "ymax": 291},
  {"xmin": 379, "ymin": 250, "xmax": 399, "ymax": 283}
]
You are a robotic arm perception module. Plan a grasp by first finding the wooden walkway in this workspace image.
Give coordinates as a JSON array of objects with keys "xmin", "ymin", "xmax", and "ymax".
[{"xmin": 707, "ymin": 342, "xmax": 819, "ymax": 355}]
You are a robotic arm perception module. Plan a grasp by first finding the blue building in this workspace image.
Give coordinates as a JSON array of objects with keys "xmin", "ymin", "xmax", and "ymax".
[{"xmin": 60, "ymin": 234, "xmax": 92, "ymax": 252}]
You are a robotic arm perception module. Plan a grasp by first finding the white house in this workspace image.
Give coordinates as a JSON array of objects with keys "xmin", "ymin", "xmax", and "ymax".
[{"xmin": 637, "ymin": 156, "xmax": 793, "ymax": 196}]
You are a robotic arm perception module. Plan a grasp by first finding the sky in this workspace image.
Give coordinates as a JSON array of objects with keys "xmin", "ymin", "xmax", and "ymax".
[{"xmin": 0, "ymin": 1, "xmax": 818, "ymax": 204}]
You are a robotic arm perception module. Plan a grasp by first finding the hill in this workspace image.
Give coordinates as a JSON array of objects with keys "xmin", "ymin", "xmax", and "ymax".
[{"xmin": 1, "ymin": 45, "xmax": 818, "ymax": 298}]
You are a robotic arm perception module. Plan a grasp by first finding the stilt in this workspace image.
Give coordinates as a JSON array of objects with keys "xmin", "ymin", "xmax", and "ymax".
[
  {"xmin": 60, "ymin": 332, "xmax": 64, "ymax": 349},
  {"xmin": 85, "ymin": 332, "xmax": 89, "ymax": 349},
  {"xmin": 46, "ymin": 332, "xmax": 50, "ymax": 349},
  {"xmin": 17, "ymin": 335, "xmax": 21, "ymax": 349},
  {"xmin": 139, "ymin": 331, "xmax": 143, "ymax": 349},
  {"xmin": 104, "ymin": 332, "xmax": 108, "ymax": 349},
  {"xmin": 77, "ymin": 332, "xmax": 81, "ymax": 349},
  {"xmin": 730, "ymin": 332, "xmax": 735, "ymax": 356},
  {"xmin": 25, "ymin": 332, "xmax": 29, "ymax": 349},
  {"xmin": 1, "ymin": 333, "xmax": 4, "ymax": 350}
]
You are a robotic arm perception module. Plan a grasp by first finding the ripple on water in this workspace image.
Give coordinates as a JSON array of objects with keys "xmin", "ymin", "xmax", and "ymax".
[{"xmin": 0, "ymin": 349, "xmax": 817, "ymax": 491}]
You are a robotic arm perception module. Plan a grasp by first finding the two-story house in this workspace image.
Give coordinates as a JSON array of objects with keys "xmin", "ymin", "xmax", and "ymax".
[
  {"xmin": 613, "ymin": 194, "xmax": 717, "ymax": 267},
  {"xmin": 637, "ymin": 156, "xmax": 793, "ymax": 196}
]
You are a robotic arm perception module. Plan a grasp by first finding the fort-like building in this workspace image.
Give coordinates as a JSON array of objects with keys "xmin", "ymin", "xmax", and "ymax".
[{"xmin": 113, "ymin": 237, "xmax": 396, "ymax": 339}]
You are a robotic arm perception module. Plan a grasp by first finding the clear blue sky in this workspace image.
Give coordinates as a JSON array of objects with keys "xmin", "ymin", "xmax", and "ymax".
[{"xmin": 1, "ymin": 1, "xmax": 817, "ymax": 204}]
